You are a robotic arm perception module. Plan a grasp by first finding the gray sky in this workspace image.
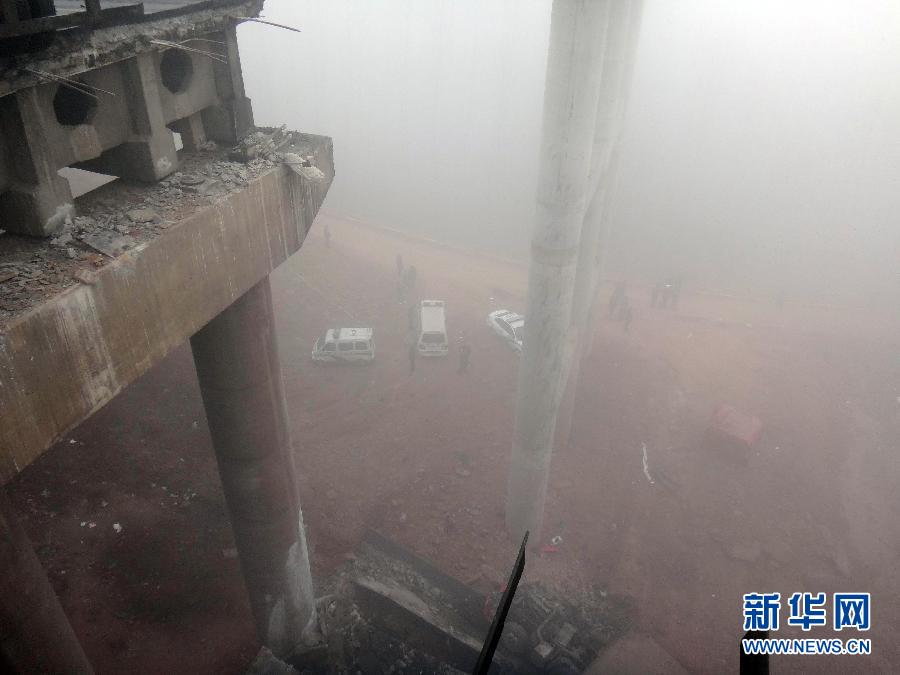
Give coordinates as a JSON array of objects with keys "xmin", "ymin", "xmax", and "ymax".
[
  {"xmin": 610, "ymin": 0, "xmax": 900, "ymax": 303},
  {"xmin": 239, "ymin": 0, "xmax": 900, "ymax": 304}
]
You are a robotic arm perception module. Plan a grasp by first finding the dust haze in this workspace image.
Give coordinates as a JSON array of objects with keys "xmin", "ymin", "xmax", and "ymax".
[
  {"xmin": 241, "ymin": 0, "xmax": 900, "ymax": 307},
  {"xmin": 7, "ymin": 0, "xmax": 899, "ymax": 672}
]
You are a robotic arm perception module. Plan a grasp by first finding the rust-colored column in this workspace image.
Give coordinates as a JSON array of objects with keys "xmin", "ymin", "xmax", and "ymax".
[
  {"xmin": 190, "ymin": 278, "xmax": 316, "ymax": 658},
  {"xmin": 0, "ymin": 488, "xmax": 92, "ymax": 674}
]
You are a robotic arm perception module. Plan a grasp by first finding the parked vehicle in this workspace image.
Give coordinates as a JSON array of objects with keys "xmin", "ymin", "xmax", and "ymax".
[
  {"xmin": 311, "ymin": 327, "xmax": 375, "ymax": 363},
  {"xmin": 487, "ymin": 309, "xmax": 524, "ymax": 353},
  {"xmin": 418, "ymin": 300, "xmax": 448, "ymax": 356}
]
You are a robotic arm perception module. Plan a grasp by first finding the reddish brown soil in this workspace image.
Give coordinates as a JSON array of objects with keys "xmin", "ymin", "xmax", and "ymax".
[{"xmin": 8, "ymin": 210, "xmax": 900, "ymax": 673}]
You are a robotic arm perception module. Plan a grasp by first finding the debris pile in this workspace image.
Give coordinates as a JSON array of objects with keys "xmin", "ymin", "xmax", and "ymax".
[
  {"xmin": 0, "ymin": 128, "xmax": 325, "ymax": 321},
  {"xmin": 307, "ymin": 531, "xmax": 634, "ymax": 674}
]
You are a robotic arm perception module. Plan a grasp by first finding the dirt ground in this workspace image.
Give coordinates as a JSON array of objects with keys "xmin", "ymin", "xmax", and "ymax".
[{"xmin": 7, "ymin": 210, "xmax": 900, "ymax": 673}]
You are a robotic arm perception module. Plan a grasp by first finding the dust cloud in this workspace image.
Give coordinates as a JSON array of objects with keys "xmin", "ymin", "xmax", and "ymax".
[{"xmin": 240, "ymin": 0, "xmax": 900, "ymax": 307}]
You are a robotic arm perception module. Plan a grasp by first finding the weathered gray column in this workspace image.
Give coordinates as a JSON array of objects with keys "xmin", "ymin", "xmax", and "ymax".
[
  {"xmin": 0, "ymin": 488, "xmax": 93, "ymax": 674},
  {"xmin": 190, "ymin": 278, "xmax": 316, "ymax": 658},
  {"xmin": 557, "ymin": 0, "xmax": 645, "ymax": 450},
  {"xmin": 506, "ymin": 0, "xmax": 610, "ymax": 541}
]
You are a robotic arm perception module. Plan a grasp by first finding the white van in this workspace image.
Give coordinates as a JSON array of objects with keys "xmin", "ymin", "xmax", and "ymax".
[
  {"xmin": 418, "ymin": 300, "xmax": 448, "ymax": 356},
  {"xmin": 311, "ymin": 327, "xmax": 375, "ymax": 363}
]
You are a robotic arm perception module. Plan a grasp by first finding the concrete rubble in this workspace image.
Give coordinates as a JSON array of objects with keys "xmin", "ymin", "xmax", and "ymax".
[{"xmin": 0, "ymin": 128, "xmax": 320, "ymax": 321}]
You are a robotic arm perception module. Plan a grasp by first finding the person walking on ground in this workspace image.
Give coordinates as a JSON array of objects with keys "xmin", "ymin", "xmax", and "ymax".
[
  {"xmin": 651, "ymin": 282, "xmax": 663, "ymax": 308},
  {"xmin": 458, "ymin": 342, "xmax": 471, "ymax": 374},
  {"xmin": 408, "ymin": 342, "xmax": 417, "ymax": 375},
  {"xmin": 396, "ymin": 254, "xmax": 404, "ymax": 277},
  {"xmin": 670, "ymin": 278, "xmax": 682, "ymax": 309},
  {"xmin": 661, "ymin": 278, "xmax": 675, "ymax": 308}
]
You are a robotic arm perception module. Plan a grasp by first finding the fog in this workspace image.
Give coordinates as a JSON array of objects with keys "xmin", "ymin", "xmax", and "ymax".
[
  {"xmin": 8, "ymin": 2, "xmax": 900, "ymax": 672},
  {"xmin": 239, "ymin": 0, "xmax": 549, "ymax": 255},
  {"xmin": 240, "ymin": 0, "xmax": 900, "ymax": 306}
]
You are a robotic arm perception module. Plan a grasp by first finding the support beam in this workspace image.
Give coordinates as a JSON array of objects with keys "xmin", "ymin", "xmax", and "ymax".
[
  {"xmin": 0, "ymin": 87, "xmax": 75, "ymax": 237},
  {"xmin": 0, "ymin": 488, "xmax": 93, "ymax": 674},
  {"xmin": 203, "ymin": 24, "xmax": 254, "ymax": 144},
  {"xmin": 82, "ymin": 51, "xmax": 179, "ymax": 183},
  {"xmin": 190, "ymin": 278, "xmax": 317, "ymax": 658},
  {"xmin": 506, "ymin": 0, "xmax": 610, "ymax": 541},
  {"xmin": 557, "ymin": 0, "xmax": 644, "ymax": 449}
]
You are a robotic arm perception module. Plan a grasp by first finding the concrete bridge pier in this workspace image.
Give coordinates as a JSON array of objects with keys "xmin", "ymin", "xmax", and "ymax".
[
  {"xmin": 0, "ymin": 488, "xmax": 93, "ymax": 674},
  {"xmin": 190, "ymin": 277, "xmax": 317, "ymax": 659}
]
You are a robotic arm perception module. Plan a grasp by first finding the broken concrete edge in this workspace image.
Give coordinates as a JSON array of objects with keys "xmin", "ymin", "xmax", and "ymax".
[
  {"xmin": 0, "ymin": 134, "xmax": 333, "ymax": 484},
  {"xmin": 0, "ymin": 0, "xmax": 265, "ymax": 98}
]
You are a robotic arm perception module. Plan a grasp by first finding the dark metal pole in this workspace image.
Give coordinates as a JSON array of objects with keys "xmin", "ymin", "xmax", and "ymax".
[
  {"xmin": 0, "ymin": 487, "xmax": 93, "ymax": 674},
  {"xmin": 190, "ymin": 277, "xmax": 317, "ymax": 658},
  {"xmin": 473, "ymin": 531, "xmax": 528, "ymax": 674}
]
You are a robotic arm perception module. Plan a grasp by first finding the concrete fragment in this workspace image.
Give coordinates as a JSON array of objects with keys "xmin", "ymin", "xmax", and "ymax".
[
  {"xmin": 126, "ymin": 209, "xmax": 159, "ymax": 224},
  {"xmin": 245, "ymin": 646, "xmax": 298, "ymax": 675},
  {"xmin": 82, "ymin": 231, "xmax": 137, "ymax": 258}
]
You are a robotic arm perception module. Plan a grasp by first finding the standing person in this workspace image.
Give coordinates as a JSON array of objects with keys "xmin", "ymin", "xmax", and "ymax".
[
  {"xmin": 661, "ymin": 279, "xmax": 673, "ymax": 308},
  {"xmin": 458, "ymin": 342, "xmax": 471, "ymax": 374},
  {"xmin": 396, "ymin": 254, "xmax": 404, "ymax": 277},
  {"xmin": 651, "ymin": 282, "xmax": 662, "ymax": 308},
  {"xmin": 408, "ymin": 342, "xmax": 417, "ymax": 375},
  {"xmin": 670, "ymin": 278, "xmax": 682, "ymax": 309}
]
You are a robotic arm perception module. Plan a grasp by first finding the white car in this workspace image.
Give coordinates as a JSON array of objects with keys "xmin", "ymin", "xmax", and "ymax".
[
  {"xmin": 487, "ymin": 309, "xmax": 524, "ymax": 353},
  {"xmin": 311, "ymin": 327, "xmax": 375, "ymax": 363}
]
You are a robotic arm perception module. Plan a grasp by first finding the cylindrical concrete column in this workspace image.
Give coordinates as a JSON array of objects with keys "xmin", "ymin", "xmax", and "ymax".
[
  {"xmin": 506, "ymin": 0, "xmax": 611, "ymax": 542},
  {"xmin": 0, "ymin": 488, "xmax": 93, "ymax": 674},
  {"xmin": 190, "ymin": 277, "xmax": 316, "ymax": 658}
]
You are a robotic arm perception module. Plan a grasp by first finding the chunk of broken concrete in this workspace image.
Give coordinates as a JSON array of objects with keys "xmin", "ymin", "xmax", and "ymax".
[
  {"xmin": 82, "ymin": 231, "xmax": 136, "ymax": 258},
  {"xmin": 126, "ymin": 208, "xmax": 159, "ymax": 224},
  {"xmin": 245, "ymin": 646, "xmax": 298, "ymax": 675}
]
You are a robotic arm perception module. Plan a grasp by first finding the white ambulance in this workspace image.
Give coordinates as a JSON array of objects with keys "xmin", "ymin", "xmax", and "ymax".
[
  {"xmin": 417, "ymin": 300, "xmax": 448, "ymax": 356},
  {"xmin": 311, "ymin": 328, "xmax": 375, "ymax": 363}
]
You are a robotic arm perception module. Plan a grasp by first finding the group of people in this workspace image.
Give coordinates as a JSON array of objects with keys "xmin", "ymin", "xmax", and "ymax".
[
  {"xmin": 651, "ymin": 278, "xmax": 681, "ymax": 309},
  {"xmin": 609, "ymin": 277, "xmax": 684, "ymax": 332}
]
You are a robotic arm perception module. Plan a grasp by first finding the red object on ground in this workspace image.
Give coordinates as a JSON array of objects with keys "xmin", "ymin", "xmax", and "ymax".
[{"xmin": 708, "ymin": 404, "xmax": 763, "ymax": 450}]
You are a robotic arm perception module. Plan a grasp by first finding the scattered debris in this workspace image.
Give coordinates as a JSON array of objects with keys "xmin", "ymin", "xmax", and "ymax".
[
  {"xmin": 1, "ymin": 131, "xmax": 324, "ymax": 322},
  {"xmin": 126, "ymin": 208, "xmax": 159, "ymax": 224},
  {"xmin": 641, "ymin": 442, "xmax": 655, "ymax": 486},
  {"xmin": 229, "ymin": 125, "xmax": 294, "ymax": 162},
  {"xmin": 82, "ymin": 231, "xmax": 137, "ymax": 258}
]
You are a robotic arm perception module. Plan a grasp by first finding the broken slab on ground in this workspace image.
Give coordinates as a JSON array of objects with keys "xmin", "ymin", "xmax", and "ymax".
[{"xmin": 313, "ymin": 530, "xmax": 634, "ymax": 674}]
